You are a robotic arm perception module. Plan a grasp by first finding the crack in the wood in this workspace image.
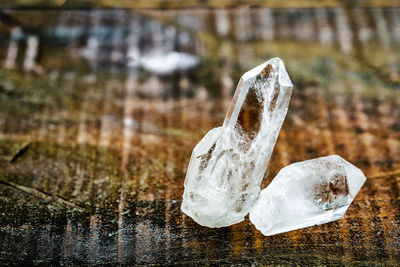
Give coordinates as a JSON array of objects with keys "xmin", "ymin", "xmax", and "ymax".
[
  {"xmin": 0, "ymin": 179, "xmax": 86, "ymax": 212},
  {"xmin": 10, "ymin": 143, "xmax": 32, "ymax": 163}
]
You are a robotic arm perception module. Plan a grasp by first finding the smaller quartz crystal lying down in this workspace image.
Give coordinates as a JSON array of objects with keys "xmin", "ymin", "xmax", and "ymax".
[
  {"xmin": 249, "ymin": 155, "xmax": 366, "ymax": 236},
  {"xmin": 181, "ymin": 57, "xmax": 293, "ymax": 227}
]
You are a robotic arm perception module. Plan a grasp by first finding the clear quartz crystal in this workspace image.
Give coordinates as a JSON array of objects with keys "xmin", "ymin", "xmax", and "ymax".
[
  {"xmin": 181, "ymin": 57, "xmax": 293, "ymax": 227},
  {"xmin": 249, "ymin": 155, "xmax": 366, "ymax": 236}
]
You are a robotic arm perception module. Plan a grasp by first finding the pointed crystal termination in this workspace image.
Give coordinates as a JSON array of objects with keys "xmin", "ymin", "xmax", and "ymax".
[
  {"xmin": 181, "ymin": 57, "xmax": 293, "ymax": 227},
  {"xmin": 249, "ymin": 155, "xmax": 366, "ymax": 236}
]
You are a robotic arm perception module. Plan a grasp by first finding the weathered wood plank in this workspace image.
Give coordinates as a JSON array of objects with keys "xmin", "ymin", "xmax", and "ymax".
[{"xmin": 0, "ymin": 6, "xmax": 399, "ymax": 266}]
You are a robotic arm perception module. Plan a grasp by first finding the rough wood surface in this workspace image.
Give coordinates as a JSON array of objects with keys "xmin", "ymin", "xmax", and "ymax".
[
  {"xmin": 0, "ymin": 7, "xmax": 399, "ymax": 266},
  {"xmin": 2, "ymin": 0, "xmax": 400, "ymax": 9}
]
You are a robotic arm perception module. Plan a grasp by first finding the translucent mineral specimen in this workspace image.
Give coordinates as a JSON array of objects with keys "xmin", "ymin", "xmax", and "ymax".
[
  {"xmin": 181, "ymin": 57, "xmax": 293, "ymax": 227},
  {"xmin": 249, "ymin": 155, "xmax": 366, "ymax": 236}
]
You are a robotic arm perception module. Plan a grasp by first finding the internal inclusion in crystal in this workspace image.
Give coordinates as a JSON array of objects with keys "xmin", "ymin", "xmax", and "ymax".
[
  {"xmin": 249, "ymin": 155, "xmax": 366, "ymax": 236},
  {"xmin": 181, "ymin": 58, "xmax": 293, "ymax": 227},
  {"xmin": 313, "ymin": 167, "xmax": 350, "ymax": 210}
]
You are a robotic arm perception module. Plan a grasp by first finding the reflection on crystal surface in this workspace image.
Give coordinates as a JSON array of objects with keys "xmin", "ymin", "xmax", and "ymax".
[
  {"xmin": 249, "ymin": 155, "xmax": 366, "ymax": 236},
  {"xmin": 181, "ymin": 57, "xmax": 293, "ymax": 227}
]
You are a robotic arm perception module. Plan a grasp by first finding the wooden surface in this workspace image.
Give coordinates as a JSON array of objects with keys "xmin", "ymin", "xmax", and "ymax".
[
  {"xmin": 2, "ymin": 0, "xmax": 400, "ymax": 9},
  {"xmin": 0, "ymin": 7, "xmax": 400, "ymax": 266}
]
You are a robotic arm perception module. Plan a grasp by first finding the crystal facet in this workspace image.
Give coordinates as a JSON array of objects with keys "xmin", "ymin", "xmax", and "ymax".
[
  {"xmin": 249, "ymin": 155, "xmax": 366, "ymax": 236},
  {"xmin": 181, "ymin": 57, "xmax": 293, "ymax": 227}
]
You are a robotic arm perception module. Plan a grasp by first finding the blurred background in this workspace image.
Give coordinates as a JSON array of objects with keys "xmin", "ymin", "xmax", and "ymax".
[{"xmin": 0, "ymin": 0, "xmax": 399, "ymax": 265}]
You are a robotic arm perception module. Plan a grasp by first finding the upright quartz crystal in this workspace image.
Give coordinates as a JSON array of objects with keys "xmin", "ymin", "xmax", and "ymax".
[
  {"xmin": 249, "ymin": 155, "xmax": 366, "ymax": 236},
  {"xmin": 181, "ymin": 57, "xmax": 293, "ymax": 227}
]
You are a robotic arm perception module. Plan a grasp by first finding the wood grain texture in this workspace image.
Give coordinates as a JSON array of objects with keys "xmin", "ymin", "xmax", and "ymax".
[{"xmin": 0, "ymin": 7, "xmax": 399, "ymax": 266}]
